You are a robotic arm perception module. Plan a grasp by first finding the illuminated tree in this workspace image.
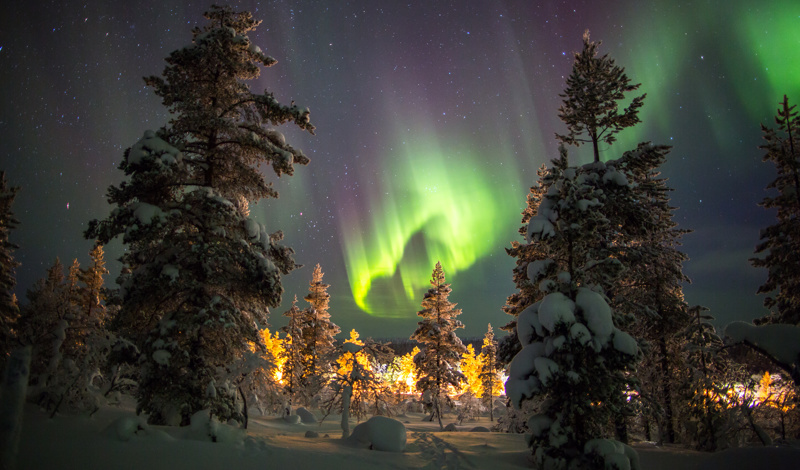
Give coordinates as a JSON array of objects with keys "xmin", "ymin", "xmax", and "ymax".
[
  {"xmin": 78, "ymin": 244, "xmax": 108, "ymax": 327},
  {"xmin": 260, "ymin": 328, "xmax": 286, "ymax": 385},
  {"xmin": 391, "ymin": 346, "xmax": 419, "ymax": 394},
  {"xmin": 459, "ymin": 344, "xmax": 482, "ymax": 396},
  {"xmin": 85, "ymin": 5, "xmax": 315, "ymax": 425},
  {"xmin": 324, "ymin": 329, "xmax": 393, "ymax": 432},
  {"xmin": 233, "ymin": 326, "xmax": 285, "ymax": 424},
  {"xmin": 479, "ymin": 323, "xmax": 502, "ymax": 421},
  {"xmin": 410, "ymin": 262, "xmax": 467, "ymax": 430},
  {"xmin": 679, "ymin": 306, "xmax": 730, "ymax": 451},
  {"xmin": 751, "ymin": 95, "xmax": 800, "ymax": 325},
  {"xmin": 556, "ymin": 30, "xmax": 645, "ymax": 163},
  {"xmin": 0, "ymin": 171, "xmax": 20, "ymax": 370},
  {"xmin": 755, "ymin": 371, "xmax": 798, "ymax": 440}
]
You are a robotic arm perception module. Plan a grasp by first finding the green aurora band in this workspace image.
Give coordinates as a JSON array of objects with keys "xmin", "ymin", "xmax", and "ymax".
[{"xmin": 339, "ymin": 130, "xmax": 522, "ymax": 318}]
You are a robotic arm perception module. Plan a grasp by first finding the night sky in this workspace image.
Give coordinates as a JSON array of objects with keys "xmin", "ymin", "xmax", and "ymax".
[{"xmin": 1, "ymin": 1, "xmax": 799, "ymax": 339}]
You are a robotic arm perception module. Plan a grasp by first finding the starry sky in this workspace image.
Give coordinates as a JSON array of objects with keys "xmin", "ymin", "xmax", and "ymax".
[{"xmin": 1, "ymin": 1, "xmax": 799, "ymax": 339}]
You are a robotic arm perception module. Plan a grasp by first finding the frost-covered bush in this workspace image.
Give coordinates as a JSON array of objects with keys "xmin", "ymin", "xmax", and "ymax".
[{"xmin": 456, "ymin": 392, "xmax": 483, "ymax": 424}]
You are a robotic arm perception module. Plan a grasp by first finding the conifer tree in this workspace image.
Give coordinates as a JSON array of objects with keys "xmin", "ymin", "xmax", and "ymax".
[
  {"xmin": 599, "ymin": 143, "xmax": 696, "ymax": 443},
  {"xmin": 85, "ymin": 5, "xmax": 315, "ymax": 425},
  {"xmin": 300, "ymin": 264, "xmax": 340, "ymax": 398},
  {"xmin": 280, "ymin": 296, "xmax": 305, "ymax": 406},
  {"xmin": 410, "ymin": 262, "xmax": 467, "ymax": 430},
  {"xmin": 0, "ymin": 171, "xmax": 20, "ymax": 370},
  {"xmin": 505, "ymin": 148, "xmax": 640, "ymax": 469},
  {"xmin": 17, "ymin": 259, "xmax": 68, "ymax": 387},
  {"xmin": 751, "ymin": 95, "xmax": 800, "ymax": 325},
  {"xmin": 79, "ymin": 244, "xmax": 108, "ymax": 327},
  {"xmin": 17, "ymin": 249, "xmax": 113, "ymax": 415},
  {"xmin": 680, "ymin": 307, "xmax": 730, "ymax": 450},
  {"xmin": 556, "ymin": 30, "xmax": 646, "ymax": 163},
  {"xmin": 459, "ymin": 344, "xmax": 482, "ymax": 396},
  {"xmin": 479, "ymin": 323, "xmax": 502, "ymax": 421}
]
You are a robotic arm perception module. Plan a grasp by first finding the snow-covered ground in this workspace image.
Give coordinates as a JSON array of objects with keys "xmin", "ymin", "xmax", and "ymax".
[{"xmin": 14, "ymin": 399, "xmax": 800, "ymax": 470}]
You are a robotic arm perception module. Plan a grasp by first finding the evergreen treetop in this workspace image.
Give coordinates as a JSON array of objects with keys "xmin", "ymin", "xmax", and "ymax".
[
  {"xmin": 556, "ymin": 30, "xmax": 645, "ymax": 162},
  {"xmin": 410, "ymin": 261, "xmax": 467, "ymax": 430}
]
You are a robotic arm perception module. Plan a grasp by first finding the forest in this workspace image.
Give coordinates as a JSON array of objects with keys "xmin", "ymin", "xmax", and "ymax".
[{"xmin": 1, "ymin": 5, "xmax": 799, "ymax": 470}]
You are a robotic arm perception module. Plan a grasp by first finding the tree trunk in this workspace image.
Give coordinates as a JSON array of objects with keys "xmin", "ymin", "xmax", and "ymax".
[
  {"xmin": 238, "ymin": 386, "xmax": 248, "ymax": 429},
  {"xmin": 658, "ymin": 337, "xmax": 675, "ymax": 443}
]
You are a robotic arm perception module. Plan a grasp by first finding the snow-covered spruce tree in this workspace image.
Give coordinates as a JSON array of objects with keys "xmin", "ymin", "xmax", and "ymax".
[
  {"xmin": 410, "ymin": 262, "xmax": 467, "ymax": 431},
  {"xmin": 17, "ymin": 247, "xmax": 114, "ymax": 416},
  {"xmin": 505, "ymin": 147, "xmax": 641, "ymax": 469},
  {"xmin": 85, "ymin": 5, "xmax": 315, "ymax": 426},
  {"xmin": 556, "ymin": 30, "xmax": 646, "ymax": 163},
  {"xmin": 0, "ymin": 171, "xmax": 20, "ymax": 371},
  {"xmin": 751, "ymin": 95, "xmax": 800, "ymax": 325},
  {"xmin": 299, "ymin": 263, "xmax": 340, "ymax": 401},
  {"xmin": 18, "ymin": 259, "xmax": 69, "ymax": 391}
]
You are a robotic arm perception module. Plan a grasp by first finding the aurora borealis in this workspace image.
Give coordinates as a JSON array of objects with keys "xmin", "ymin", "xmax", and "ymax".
[{"xmin": 1, "ymin": 1, "xmax": 799, "ymax": 338}]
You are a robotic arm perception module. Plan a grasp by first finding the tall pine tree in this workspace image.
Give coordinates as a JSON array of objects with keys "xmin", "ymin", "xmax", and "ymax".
[
  {"xmin": 280, "ymin": 296, "xmax": 305, "ymax": 407},
  {"xmin": 0, "ymin": 171, "xmax": 20, "ymax": 370},
  {"xmin": 751, "ymin": 95, "xmax": 800, "ymax": 325},
  {"xmin": 299, "ymin": 263, "xmax": 340, "ymax": 400},
  {"xmin": 85, "ymin": 5, "xmax": 315, "ymax": 425},
  {"xmin": 556, "ymin": 30, "xmax": 646, "ymax": 163},
  {"xmin": 410, "ymin": 262, "xmax": 467, "ymax": 430}
]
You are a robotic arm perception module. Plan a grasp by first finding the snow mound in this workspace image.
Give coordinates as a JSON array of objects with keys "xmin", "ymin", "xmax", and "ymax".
[
  {"xmin": 584, "ymin": 438, "xmax": 640, "ymax": 470},
  {"xmin": 183, "ymin": 409, "xmax": 246, "ymax": 444},
  {"xmin": 347, "ymin": 416, "xmax": 407, "ymax": 452},
  {"xmin": 103, "ymin": 416, "xmax": 174, "ymax": 442},
  {"xmin": 103, "ymin": 416, "xmax": 148, "ymax": 442},
  {"xmin": 283, "ymin": 414, "xmax": 301, "ymax": 424},
  {"xmin": 296, "ymin": 407, "xmax": 317, "ymax": 424}
]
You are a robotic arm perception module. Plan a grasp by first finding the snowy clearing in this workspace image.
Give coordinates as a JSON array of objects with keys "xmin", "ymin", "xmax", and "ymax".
[{"xmin": 14, "ymin": 399, "xmax": 800, "ymax": 470}]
